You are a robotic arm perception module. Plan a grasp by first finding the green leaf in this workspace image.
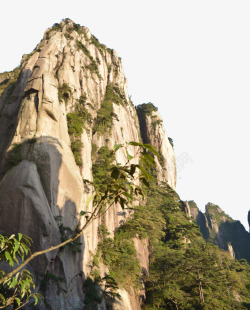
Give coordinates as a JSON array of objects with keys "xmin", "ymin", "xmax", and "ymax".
[
  {"xmin": 5, "ymin": 251, "xmax": 14, "ymax": 266},
  {"xmin": 143, "ymin": 144, "xmax": 159, "ymax": 157},
  {"xmin": 141, "ymin": 152, "xmax": 156, "ymax": 167},
  {"xmin": 138, "ymin": 164, "xmax": 150, "ymax": 180},
  {"xmin": 126, "ymin": 150, "xmax": 133, "ymax": 161},
  {"xmin": 21, "ymin": 243, "xmax": 29, "ymax": 255},
  {"xmin": 33, "ymin": 295, "xmax": 38, "ymax": 305},
  {"xmin": 113, "ymin": 144, "xmax": 122, "ymax": 152},
  {"xmin": 128, "ymin": 141, "xmax": 143, "ymax": 147},
  {"xmin": 18, "ymin": 233, "xmax": 23, "ymax": 241},
  {"xmin": 119, "ymin": 197, "xmax": 128, "ymax": 209},
  {"xmin": 14, "ymin": 238, "xmax": 19, "ymax": 254},
  {"xmin": 86, "ymin": 193, "xmax": 95, "ymax": 207},
  {"xmin": 9, "ymin": 277, "xmax": 18, "ymax": 289},
  {"xmin": 139, "ymin": 157, "xmax": 151, "ymax": 169},
  {"xmin": 80, "ymin": 211, "xmax": 86, "ymax": 216},
  {"xmin": 122, "ymin": 191, "xmax": 133, "ymax": 201},
  {"xmin": 15, "ymin": 297, "xmax": 21, "ymax": 306},
  {"xmin": 111, "ymin": 167, "xmax": 120, "ymax": 180},
  {"xmin": 141, "ymin": 177, "xmax": 150, "ymax": 188}
]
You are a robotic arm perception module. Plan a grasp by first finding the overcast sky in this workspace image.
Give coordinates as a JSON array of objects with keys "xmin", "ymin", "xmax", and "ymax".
[{"xmin": 1, "ymin": 0, "xmax": 250, "ymax": 229}]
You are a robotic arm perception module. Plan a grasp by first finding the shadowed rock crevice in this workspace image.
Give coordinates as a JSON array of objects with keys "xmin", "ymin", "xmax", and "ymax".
[
  {"xmin": 0, "ymin": 136, "xmax": 85, "ymax": 308},
  {"xmin": 0, "ymin": 69, "xmax": 32, "ymax": 168}
]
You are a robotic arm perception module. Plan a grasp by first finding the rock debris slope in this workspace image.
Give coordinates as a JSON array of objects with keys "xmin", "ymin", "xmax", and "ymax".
[{"xmin": 0, "ymin": 20, "xmax": 176, "ymax": 309}]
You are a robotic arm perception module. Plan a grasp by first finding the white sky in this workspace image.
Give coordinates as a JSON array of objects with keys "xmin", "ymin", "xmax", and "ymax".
[{"xmin": 1, "ymin": 0, "xmax": 250, "ymax": 229}]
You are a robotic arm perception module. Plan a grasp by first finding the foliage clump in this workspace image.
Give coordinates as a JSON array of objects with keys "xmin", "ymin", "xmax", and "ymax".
[
  {"xmin": 76, "ymin": 40, "xmax": 101, "ymax": 79},
  {"xmin": 168, "ymin": 137, "xmax": 174, "ymax": 147},
  {"xmin": 0, "ymin": 233, "xmax": 42, "ymax": 308},
  {"xmin": 82, "ymin": 277, "xmax": 102, "ymax": 307},
  {"xmin": 92, "ymin": 146, "xmax": 115, "ymax": 193},
  {"xmin": 67, "ymin": 94, "xmax": 92, "ymax": 166},
  {"xmin": 8, "ymin": 143, "xmax": 22, "ymax": 166},
  {"xmin": 0, "ymin": 67, "xmax": 20, "ymax": 99},
  {"xmin": 90, "ymin": 171, "xmax": 250, "ymax": 309},
  {"xmin": 93, "ymin": 84, "xmax": 128, "ymax": 135},
  {"xmin": 137, "ymin": 181, "xmax": 250, "ymax": 309},
  {"xmin": 93, "ymin": 225, "xmax": 141, "ymax": 290},
  {"xmin": 67, "ymin": 23, "xmax": 84, "ymax": 35},
  {"xmin": 91, "ymin": 35, "xmax": 106, "ymax": 56},
  {"xmin": 58, "ymin": 83, "xmax": 72, "ymax": 104},
  {"xmin": 46, "ymin": 23, "xmax": 63, "ymax": 40},
  {"xmin": 137, "ymin": 102, "xmax": 158, "ymax": 115}
]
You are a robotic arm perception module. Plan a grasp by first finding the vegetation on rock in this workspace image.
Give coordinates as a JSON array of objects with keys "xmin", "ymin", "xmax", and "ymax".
[
  {"xmin": 191, "ymin": 202, "xmax": 250, "ymax": 264},
  {"xmin": 0, "ymin": 142, "xmax": 157, "ymax": 309},
  {"xmin": 67, "ymin": 94, "xmax": 92, "ymax": 166},
  {"xmin": 93, "ymin": 84, "xmax": 127, "ymax": 135},
  {"xmin": 137, "ymin": 103, "xmax": 158, "ymax": 115},
  {"xmin": 76, "ymin": 40, "xmax": 101, "ymax": 79},
  {"xmin": 0, "ymin": 67, "xmax": 20, "ymax": 99},
  {"xmin": 89, "ymin": 174, "xmax": 250, "ymax": 309},
  {"xmin": 92, "ymin": 146, "xmax": 115, "ymax": 192},
  {"xmin": 58, "ymin": 83, "xmax": 72, "ymax": 104}
]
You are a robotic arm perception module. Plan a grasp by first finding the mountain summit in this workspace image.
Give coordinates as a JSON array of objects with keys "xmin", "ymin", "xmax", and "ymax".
[{"xmin": 0, "ymin": 20, "xmax": 249, "ymax": 309}]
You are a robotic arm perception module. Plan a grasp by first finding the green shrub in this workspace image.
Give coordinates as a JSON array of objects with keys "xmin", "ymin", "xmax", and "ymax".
[
  {"xmin": 114, "ymin": 66, "xmax": 119, "ymax": 77},
  {"xmin": 66, "ymin": 95, "xmax": 92, "ymax": 166},
  {"xmin": 168, "ymin": 137, "xmax": 174, "ymax": 147},
  {"xmin": 94, "ymin": 225, "xmax": 141, "ymax": 290},
  {"xmin": 93, "ymin": 84, "xmax": 127, "ymax": 135},
  {"xmin": 0, "ymin": 67, "xmax": 20, "ymax": 99},
  {"xmin": 64, "ymin": 33, "xmax": 74, "ymax": 40},
  {"xmin": 158, "ymin": 152, "xmax": 165, "ymax": 167},
  {"xmin": 67, "ymin": 95, "xmax": 92, "ymax": 135},
  {"xmin": 67, "ymin": 23, "xmax": 84, "ymax": 35},
  {"xmin": 46, "ymin": 23, "xmax": 63, "ymax": 39},
  {"xmin": 67, "ymin": 114, "xmax": 84, "ymax": 137},
  {"xmin": 91, "ymin": 35, "xmax": 105, "ymax": 56},
  {"xmin": 82, "ymin": 277, "xmax": 102, "ymax": 306},
  {"xmin": 27, "ymin": 137, "xmax": 37, "ymax": 144},
  {"xmin": 93, "ymin": 98, "xmax": 114, "ymax": 135},
  {"xmin": 106, "ymin": 84, "xmax": 128, "ymax": 106},
  {"xmin": 152, "ymin": 119, "xmax": 162, "ymax": 130},
  {"xmin": 71, "ymin": 140, "xmax": 83, "ymax": 166},
  {"xmin": 76, "ymin": 40, "xmax": 101, "ymax": 79},
  {"xmin": 92, "ymin": 146, "xmax": 115, "ymax": 192},
  {"xmin": 91, "ymin": 143, "xmax": 98, "ymax": 160},
  {"xmin": 59, "ymin": 224, "xmax": 82, "ymax": 253},
  {"xmin": 8, "ymin": 143, "xmax": 22, "ymax": 166},
  {"xmin": 58, "ymin": 83, "xmax": 72, "ymax": 104},
  {"xmin": 137, "ymin": 102, "xmax": 158, "ymax": 115}
]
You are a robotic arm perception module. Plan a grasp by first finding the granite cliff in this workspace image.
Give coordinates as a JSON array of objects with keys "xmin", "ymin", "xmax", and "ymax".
[
  {"xmin": 1, "ymin": 20, "xmax": 250, "ymax": 310},
  {"xmin": 187, "ymin": 201, "xmax": 250, "ymax": 262},
  {"xmin": 0, "ymin": 19, "xmax": 176, "ymax": 309}
]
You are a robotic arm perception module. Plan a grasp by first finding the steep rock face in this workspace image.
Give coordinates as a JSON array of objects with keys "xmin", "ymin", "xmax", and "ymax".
[
  {"xmin": 188, "ymin": 201, "xmax": 250, "ymax": 262},
  {"xmin": 0, "ymin": 20, "xmax": 176, "ymax": 309},
  {"xmin": 136, "ymin": 103, "xmax": 176, "ymax": 189}
]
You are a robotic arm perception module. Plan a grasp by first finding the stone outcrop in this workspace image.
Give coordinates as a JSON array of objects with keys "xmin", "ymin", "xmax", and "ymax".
[
  {"xmin": 188, "ymin": 201, "xmax": 250, "ymax": 262},
  {"xmin": 136, "ymin": 104, "xmax": 176, "ymax": 189},
  {"xmin": 0, "ymin": 19, "xmax": 176, "ymax": 309}
]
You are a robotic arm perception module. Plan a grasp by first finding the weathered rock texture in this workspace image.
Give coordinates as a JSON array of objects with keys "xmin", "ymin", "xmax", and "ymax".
[
  {"xmin": 0, "ymin": 20, "xmax": 176, "ymax": 309},
  {"xmin": 188, "ymin": 201, "xmax": 250, "ymax": 262},
  {"xmin": 136, "ymin": 104, "xmax": 176, "ymax": 189}
]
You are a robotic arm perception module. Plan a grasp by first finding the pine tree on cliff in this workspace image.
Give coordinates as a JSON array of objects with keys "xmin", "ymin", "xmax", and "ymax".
[{"xmin": 248, "ymin": 210, "xmax": 250, "ymax": 231}]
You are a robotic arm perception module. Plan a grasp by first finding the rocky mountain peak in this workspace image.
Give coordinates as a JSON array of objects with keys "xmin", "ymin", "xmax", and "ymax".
[{"xmin": 0, "ymin": 20, "xmax": 177, "ymax": 309}]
